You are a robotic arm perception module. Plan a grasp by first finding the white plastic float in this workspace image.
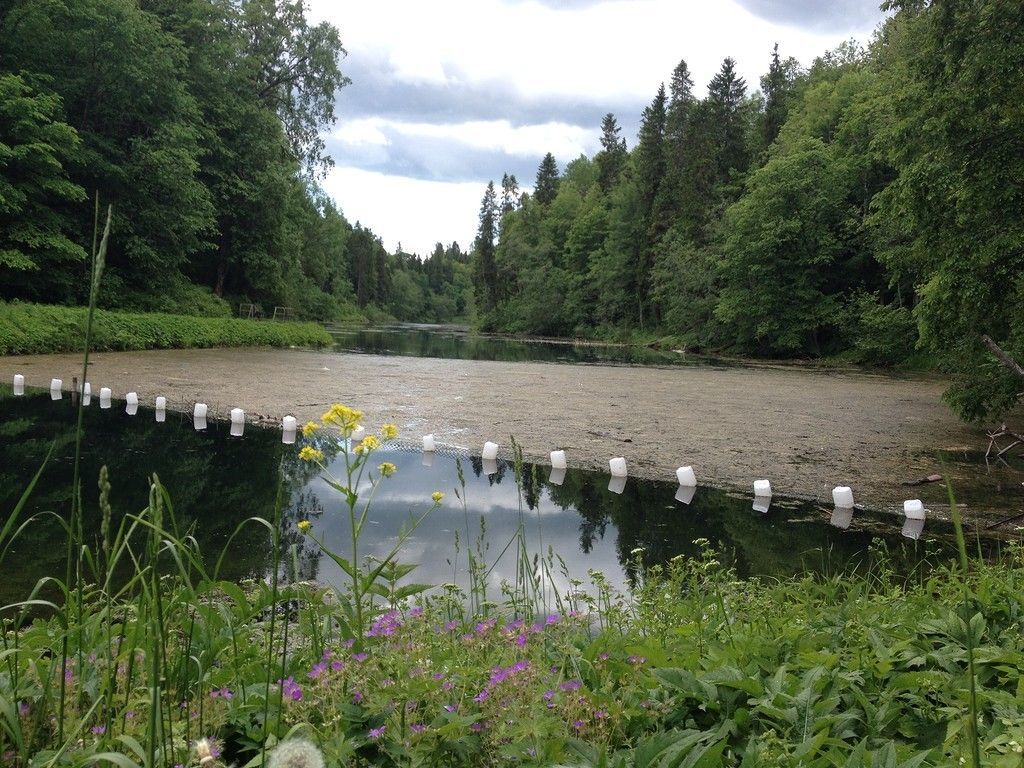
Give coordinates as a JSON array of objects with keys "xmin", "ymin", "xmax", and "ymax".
[
  {"xmin": 482, "ymin": 441, "xmax": 499, "ymax": 461},
  {"xmin": 675, "ymin": 466, "xmax": 697, "ymax": 487},
  {"xmin": 155, "ymin": 396, "xmax": 167, "ymax": 423},
  {"xmin": 125, "ymin": 392, "xmax": 138, "ymax": 416},
  {"xmin": 99, "ymin": 387, "xmax": 112, "ymax": 409},
  {"xmin": 230, "ymin": 408, "xmax": 244, "ymax": 437},
  {"xmin": 13, "ymin": 374, "xmax": 24, "ymax": 396},
  {"xmin": 609, "ymin": 457, "xmax": 627, "ymax": 478},
  {"xmin": 281, "ymin": 415, "xmax": 297, "ymax": 444},
  {"xmin": 550, "ymin": 450, "xmax": 567, "ymax": 469},
  {"xmin": 832, "ymin": 486, "xmax": 854, "ymax": 508},
  {"xmin": 50, "ymin": 378, "xmax": 62, "ymax": 401}
]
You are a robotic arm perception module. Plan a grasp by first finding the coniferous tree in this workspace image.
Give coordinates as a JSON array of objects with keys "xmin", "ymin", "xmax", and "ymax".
[
  {"xmin": 632, "ymin": 84, "xmax": 668, "ymax": 327},
  {"xmin": 500, "ymin": 173, "xmax": 519, "ymax": 216},
  {"xmin": 533, "ymin": 153, "xmax": 560, "ymax": 205},
  {"xmin": 707, "ymin": 57, "xmax": 749, "ymax": 186},
  {"xmin": 595, "ymin": 113, "xmax": 627, "ymax": 192},
  {"xmin": 762, "ymin": 43, "xmax": 789, "ymax": 149},
  {"xmin": 473, "ymin": 181, "xmax": 499, "ymax": 311}
]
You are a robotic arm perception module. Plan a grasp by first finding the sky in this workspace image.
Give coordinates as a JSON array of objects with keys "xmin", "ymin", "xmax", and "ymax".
[{"xmin": 308, "ymin": 0, "xmax": 889, "ymax": 257}]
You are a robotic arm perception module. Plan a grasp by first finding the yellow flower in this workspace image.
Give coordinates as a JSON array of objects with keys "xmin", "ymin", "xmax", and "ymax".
[
  {"xmin": 378, "ymin": 462, "xmax": 397, "ymax": 478},
  {"xmin": 431, "ymin": 491, "xmax": 444, "ymax": 504},
  {"xmin": 301, "ymin": 421, "xmax": 319, "ymax": 437},
  {"xmin": 297, "ymin": 520, "xmax": 311, "ymax": 533},
  {"xmin": 354, "ymin": 434, "xmax": 380, "ymax": 455},
  {"xmin": 381, "ymin": 423, "xmax": 398, "ymax": 440},
  {"xmin": 298, "ymin": 445, "xmax": 324, "ymax": 463},
  {"xmin": 320, "ymin": 403, "xmax": 364, "ymax": 433}
]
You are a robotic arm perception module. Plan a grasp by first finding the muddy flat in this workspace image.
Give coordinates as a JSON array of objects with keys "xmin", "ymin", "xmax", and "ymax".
[{"xmin": 2, "ymin": 347, "xmax": 1021, "ymax": 524}]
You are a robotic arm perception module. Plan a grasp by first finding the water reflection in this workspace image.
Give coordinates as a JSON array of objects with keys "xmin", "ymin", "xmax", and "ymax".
[
  {"xmin": 327, "ymin": 323, "xmax": 728, "ymax": 368},
  {"xmin": 1, "ymin": 390, "xmax": 976, "ymax": 607}
]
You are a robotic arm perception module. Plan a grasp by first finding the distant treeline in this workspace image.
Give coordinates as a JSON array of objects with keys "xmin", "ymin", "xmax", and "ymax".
[
  {"xmin": 471, "ymin": 0, "xmax": 1024, "ymax": 424},
  {"xmin": 0, "ymin": 0, "xmax": 468, "ymax": 323}
]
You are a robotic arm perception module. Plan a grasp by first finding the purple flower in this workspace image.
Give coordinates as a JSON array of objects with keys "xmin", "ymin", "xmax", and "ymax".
[
  {"xmin": 628, "ymin": 655, "xmax": 647, "ymax": 665},
  {"xmin": 331, "ymin": 660, "xmax": 344, "ymax": 671},
  {"xmin": 91, "ymin": 725, "xmax": 106, "ymax": 735},
  {"xmin": 572, "ymin": 720, "xmax": 585, "ymax": 730},
  {"xmin": 308, "ymin": 661, "xmax": 328, "ymax": 679},
  {"xmin": 410, "ymin": 723, "xmax": 427, "ymax": 733},
  {"xmin": 543, "ymin": 690, "xmax": 555, "ymax": 700},
  {"xmin": 368, "ymin": 725, "xmax": 386, "ymax": 740},
  {"xmin": 560, "ymin": 679, "xmax": 582, "ymax": 692},
  {"xmin": 352, "ymin": 653, "xmax": 369, "ymax": 662},
  {"xmin": 442, "ymin": 680, "xmax": 454, "ymax": 690},
  {"xmin": 595, "ymin": 709, "xmax": 608, "ymax": 719},
  {"xmin": 432, "ymin": 672, "xmax": 445, "ymax": 680},
  {"xmin": 279, "ymin": 677, "xmax": 303, "ymax": 701},
  {"xmin": 444, "ymin": 703, "xmax": 458, "ymax": 713},
  {"xmin": 515, "ymin": 634, "xmax": 527, "ymax": 647},
  {"xmin": 444, "ymin": 620, "xmax": 459, "ymax": 632},
  {"xmin": 473, "ymin": 689, "xmax": 489, "ymax": 703},
  {"xmin": 546, "ymin": 613, "xmax": 560, "ymax": 625},
  {"xmin": 470, "ymin": 722, "xmax": 485, "ymax": 732},
  {"xmin": 18, "ymin": 702, "xmax": 28, "ymax": 717},
  {"xmin": 125, "ymin": 710, "xmax": 136, "ymax": 720},
  {"xmin": 598, "ymin": 652, "xmax": 610, "ymax": 661},
  {"xmin": 210, "ymin": 687, "xmax": 233, "ymax": 699},
  {"xmin": 409, "ymin": 607, "xmax": 424, "ymax": 618},
  {"xmin": 352, "ymin": 690, "xmax": 364, "ymax": 703}
]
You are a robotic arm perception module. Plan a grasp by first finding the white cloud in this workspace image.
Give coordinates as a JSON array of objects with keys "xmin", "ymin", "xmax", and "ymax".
[
  {"xmin": 308, "ymin": 0, "xmax": 887, "ymax": 252},
  {"xmin": 323, "ymin": 167, "xmax": 483, "ymax": 255},
  {"xmin": 334, "ymin": 117, "xmax": 594, "ymax": 159}
]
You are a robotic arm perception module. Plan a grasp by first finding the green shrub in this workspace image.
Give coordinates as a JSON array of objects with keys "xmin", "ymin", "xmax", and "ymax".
[{"xmin": 0, "ymin": 301, "xmax": 333, "ymax": 354}]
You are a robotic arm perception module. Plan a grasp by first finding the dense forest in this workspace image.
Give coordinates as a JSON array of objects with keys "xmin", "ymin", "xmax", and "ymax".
[
  {"xmin": 0, "ymin": 0, "xmax": 469, "ymax": 322},
  {"xmin": 470, "ymin": 0, "xmax": 1023, "ymax": 423},
  {"xmin": 1, "ymin": 0, "xmax": 1021, "ymax": 422}
]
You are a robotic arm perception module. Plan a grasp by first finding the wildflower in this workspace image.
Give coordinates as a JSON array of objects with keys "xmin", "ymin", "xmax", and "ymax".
[
  {"xmin": 352, "ymin": 652, "xmax": 369, "ymax": 662},
  {"xmin": 308, "ymin": 661, "xmax": 328, "ymax": 679},
  {"xmin": 470, "ymin": 722, "xmax": 485, "ymax": 732},
  {"xmin": 627, "ymin": 655, "xmax": 647, "ymax": 665},
  {"xmin": 381, "ymin": 423, "xmax": 398, "ymax": 440},
  {"xmin": 352, "ymin": 690, "xmax": 363, "ymax": 703},
  {"xmin": 595, "ymin": 709, "xmax": 607, "ymax": 719},
  {"xmin": 409, "ymin": 606, "xmax": 423, "ymax": 618},
  {"xmin": 297, "ymin": 520, "xmax": 311, "ymax": 533},
  {"xmin": 17, "ymin": 702, "xmax": 28, "ymax": 717},
  {"xmin": 368, "ymin": 725, "xmax": 386, "ymax": 740},
  {"xmin": 91, "ymin": 725, "xmax": 106, "ymax": 735},
  {"xmin": 354, "ymin": 435, "xmax": 380, "ymax": 454},
  {"xmin": 546, "ymin": 613, "xmax": 560, "ymax": 625},
  {"xmin": 267, "ymin": 738, "xmax": 325, "ymax": 768},
  {"xmin": 409, "ymin": 723, "xmax": 427, "ymax": 733},
  {"xmin": 279, "ymin": 677, "xmax": 303, "ymax": 701},
  {"xmin": 321, "ymin": 403, "xmax": 364, "ymax": 432},
  {"xmin": 298, "ymin": 446, "xmax": 324, "ymax": 463},
  {"xmin": 572, "ymin": 720, "xmax": 585, "ymax": 731},
  {"xmin": 377, "ymin": 461, "xmax": 397, "ymax": 478},
  {"xmin": 598, "ymin": 652, "xmax": 609, "ymax": 661},
  {"xmin": 559, "ymin": 679, "xmax": 582, "ymax": 692},
  {"xmin": 209, "ymin": 687, "xmax": 233, "ymax": 699},
  {"xmin": 515, "ymin": 634, "xmax": 527, "ymax": 647},
  {"xmin": 301, "ymin": 421, "xmax": 319, "ymax": 437},
  {"xmin": 431, "ymin": 491, "xmax": 444, "ymax": 503}
]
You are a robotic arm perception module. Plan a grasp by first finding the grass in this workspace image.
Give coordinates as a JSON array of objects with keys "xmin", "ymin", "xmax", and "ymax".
[{"xmin": 0, "ymin": 302, "xmax": 333, "ymax": 355}]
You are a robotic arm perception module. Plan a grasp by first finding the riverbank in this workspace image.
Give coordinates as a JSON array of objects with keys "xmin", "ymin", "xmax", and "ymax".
[
  {"xmin": 3, "ymin": 346, "xmax": 1021, "ymax": 527},
  {"xmin": 0, "ymin": 302, "xmax": 333, "ymax": 355}
]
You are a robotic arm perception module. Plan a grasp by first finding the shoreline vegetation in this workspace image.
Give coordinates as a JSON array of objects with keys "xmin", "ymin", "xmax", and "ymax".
[{"xmin": 0, "ymin": 302, "xmax": 333, "ymax": 356}]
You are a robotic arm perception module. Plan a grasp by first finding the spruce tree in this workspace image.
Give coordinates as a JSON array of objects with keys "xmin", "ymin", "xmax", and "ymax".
[
  {"xmin": 633, "ymin": 83, "xmax": 669, "ymax": 328},
  {"xmin": 762, "ymin": 43, "xmax": 789, "ymax": 148},
  {"xmin": 596, "ymin": 113, "xmax": 627, "ymax": 192},
  {"xmin": 533, "ymin": 152, "xmax": 560, "ymax": 205},
  {"xmin": 500, "ymin": 173, "xmax": 520, "ymax": 215},
  {"xmin": 473, "ymin": 181, "xmax": 499, "ymax": 311},
  {"xmin": 707, "ymin": 57, "xmax": 749, "ymax": 185}
]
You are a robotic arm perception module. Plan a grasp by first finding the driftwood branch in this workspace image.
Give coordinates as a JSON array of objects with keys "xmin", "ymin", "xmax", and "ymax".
[
  {"xmin": 985, "ymin": 423, "xmax": 1024, "ymax": 469},
  {"xmin": 981, "ymin": 334, "xmax": 1024, "ymax": 380}
]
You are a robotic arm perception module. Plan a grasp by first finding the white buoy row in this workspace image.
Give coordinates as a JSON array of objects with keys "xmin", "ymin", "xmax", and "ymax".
[{"xmin": 14, "ymin": 374, "xmax": 939, "ymax": 527}]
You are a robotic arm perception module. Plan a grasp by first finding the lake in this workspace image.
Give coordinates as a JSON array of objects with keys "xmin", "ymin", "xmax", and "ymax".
[{"xmin": 0, "ymin": 389, "xmax": 975, "ymax": 607}]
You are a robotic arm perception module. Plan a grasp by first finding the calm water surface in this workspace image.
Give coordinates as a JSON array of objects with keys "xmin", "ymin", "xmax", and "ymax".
[
  {"xmin": 0, "ymin": 390, "xmax": 975, "ymax": 606},
  {"xmin": 326, "ymin": 323, "xmax": 725, "ymax": 367}
]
